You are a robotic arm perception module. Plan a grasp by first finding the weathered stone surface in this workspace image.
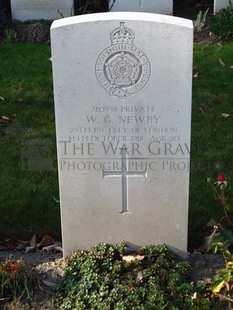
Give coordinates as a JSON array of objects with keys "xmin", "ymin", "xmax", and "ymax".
[
  {"xmin": 11, "ymin": 0, "xmax": 73, "ymax": 21},
  {"xmin": 51, "ymin": 12, "xmax": 193, "ymax": 257},
  {"xmin": 214, "ymin": 0, "xmax": 231, "ymax": 14},
  {"xmin": 109, "ymin": 0, "xmax": 173, "ymax": 15}
]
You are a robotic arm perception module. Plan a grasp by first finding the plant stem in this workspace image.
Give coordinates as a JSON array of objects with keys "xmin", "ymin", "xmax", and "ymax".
[{"xmin": 210, "ymin": 183, "xmax": 233, "ymax": 226}]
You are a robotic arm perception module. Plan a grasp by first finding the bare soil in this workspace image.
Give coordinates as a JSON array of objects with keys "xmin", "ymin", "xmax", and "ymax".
[{"xmin": 0, "ymin": 250, "xmax": 65, "ymax": 310}]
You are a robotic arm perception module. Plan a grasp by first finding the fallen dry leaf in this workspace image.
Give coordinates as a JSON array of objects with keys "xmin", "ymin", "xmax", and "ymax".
[
  {"xmin": 198, "ymin": 107, "xmax": 205, "ymax": 114},
  {"xmin": 122, "ymin": 255, "xmax": 145, "ymax": 263},
  {"xmin": 53, "ymin": 196, "xmax": 60, "ymax": 203},
  {"xmin": 49, "ymin": 57, "xmax": 52, "ymax": 62},
  {"xmin": 136, "ymin": 271, "xmax": 143, "ymax": 282},
  {"xmin": 30, "ymin": 234, "xmax": 37, "ymax": 247},
  {"xmin": 0, "ymin": 96, "xmax": 4, "ymax": 101},
  {"xmin": 25, "ymin": 245, "xmax": 36, "ymax": 254},
  {"xmin": 230, "ymin": 65, "xmax": 233, "ymax": 69},
  {"xmin": 219, "ymin": 58, "xmax": 225, "ymax": 67},
  {"xmin": 193, "ymin": 65, "xmax": 198, "ymax": 70},
  {"xmin": 25, "ymin": 235, "xmax": 37, "ymax": 253},
  {"xmin": 37, "ymin": 234, "xmax": 54, "ymax": 249},
  {"xmin": 42, "ymin": 243, "xmax": 63, "ymax": 252},
  {"xmin": 2, "ymin": 116, "xmax": 9, "ymax": 121},
  {"xmin": 222, "ymin": 113, "xmax": 231, "ymax": 119},
  {"xmin": 16, "ymin": 240, "xmax": 30, "ymax": 250},
  {"xmin": 53, "ymin": 245, "xmax": 63, "ymax": 253},
  {"xmin": 225, "ymin": 282, "xmax": 230, "ymax": 291},
  {"xmin": 43, "ymin": 280, "xmax": 57, "ymax": 288},
  {"xmin": 193, "ymin": 72, "xmax": 199, "ymax": 79}
]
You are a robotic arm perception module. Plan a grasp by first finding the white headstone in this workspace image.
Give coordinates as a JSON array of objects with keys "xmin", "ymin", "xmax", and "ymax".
[
  {"xmin": 11, "ymin": 0, "xmax": 73, "ymax": 21},
  {"xmin": 214, "ymin": 0, "xmax": 231, "ymax": 14},
  {"xmin": 109, "ymin": 0, "xmax": 173, "ymax": 15},
  {"xmin": 51, "ymin": 12, "xmax": 193, "ymax": 257}
]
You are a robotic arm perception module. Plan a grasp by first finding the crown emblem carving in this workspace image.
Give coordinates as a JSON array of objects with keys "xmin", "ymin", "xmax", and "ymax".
[
  {"xmin": 110, "ymin": 22, "xmax": 135, "ymax": 45},
  {"xmin": 95, "ymin": 22, "xmax": 151, "ymax": 98}
]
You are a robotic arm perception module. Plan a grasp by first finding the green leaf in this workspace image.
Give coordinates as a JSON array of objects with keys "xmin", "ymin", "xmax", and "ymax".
[
  {"xmin": 223, "ymin": 269, "xmax": 231, "ymax": 282},
  {"xmin": 212, "ymin": 279, "xmax": 225, "ymax": 293},
  {"xmin": 204, "ymin": 231, "xmax": 223, "ymax": 252},
  {"xmin": 213, "ymin": 274, "xmax": 220, "ymax": 282}
]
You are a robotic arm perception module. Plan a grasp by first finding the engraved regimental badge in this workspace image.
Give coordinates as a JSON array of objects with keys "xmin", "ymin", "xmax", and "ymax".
[{"xmin": 95, "ymin": 22, "xmax": 151, "ymax": 98}]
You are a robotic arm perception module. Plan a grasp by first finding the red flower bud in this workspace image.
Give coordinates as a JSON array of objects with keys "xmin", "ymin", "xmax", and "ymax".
[{"xmin": 217, "ymin": 173, "xmax": 226, "ymax": 182}]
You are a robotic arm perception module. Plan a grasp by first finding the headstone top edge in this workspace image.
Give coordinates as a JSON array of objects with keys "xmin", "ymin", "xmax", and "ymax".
[{"xmin": 51, "ymin": 12, "xmax": 193, "ymax": 31}]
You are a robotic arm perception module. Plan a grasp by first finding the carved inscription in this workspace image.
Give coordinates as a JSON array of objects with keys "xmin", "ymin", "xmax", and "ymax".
[
  {"xmin": 60, "ymin": 103, "xmax": 190, "ymax": 175},
  {"xmin": 95, "ymin": 22, "xmax": 151, "ymax": 98},
  {"xmin": 102, "ymin": 146, "xmax": 147, "ymax": 214}
]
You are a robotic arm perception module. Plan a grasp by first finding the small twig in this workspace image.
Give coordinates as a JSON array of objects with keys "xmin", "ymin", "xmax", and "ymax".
[
  {"xmin": 220, "ymin": 189, "xmax": 233, "ymax": 226},
  {"xmin": 70, "ymin": 4, "xmax": 74, "ymax": 16},
  {"xmin": 0, "ymin": 297, "xmax": 11, "ymax": 302},
  {"xmin": 57, "ymin": 9, "xmax": 64, "ymax": 18},
  {"xmin": 109, "ymin": 0, "xmax": 116, "ymax": 11},
  {"xmin": 209, "ymin": 183, "xmax": 233, "ymax": 226},
  {"xmin": 210, "ymin": 182, "xmax": 221, "ymax": 199}
]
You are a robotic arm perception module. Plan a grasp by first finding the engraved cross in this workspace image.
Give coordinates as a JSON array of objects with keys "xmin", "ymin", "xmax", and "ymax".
[{"xmin": 102, "ymin": 147, "xmax": 147, "ymax": 214}]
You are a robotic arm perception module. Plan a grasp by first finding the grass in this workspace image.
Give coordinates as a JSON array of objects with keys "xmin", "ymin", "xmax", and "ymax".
[
  {"xmin": 0, "ymin": 43, "xmax": 60, "ymax": 239},
  {"xmin": 0, "ymin": 42, "xmax": 233, "ymax": 248},
  {"xmin": 190, "ymin": 43, "xmax": 233, "ymax": 248}
]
